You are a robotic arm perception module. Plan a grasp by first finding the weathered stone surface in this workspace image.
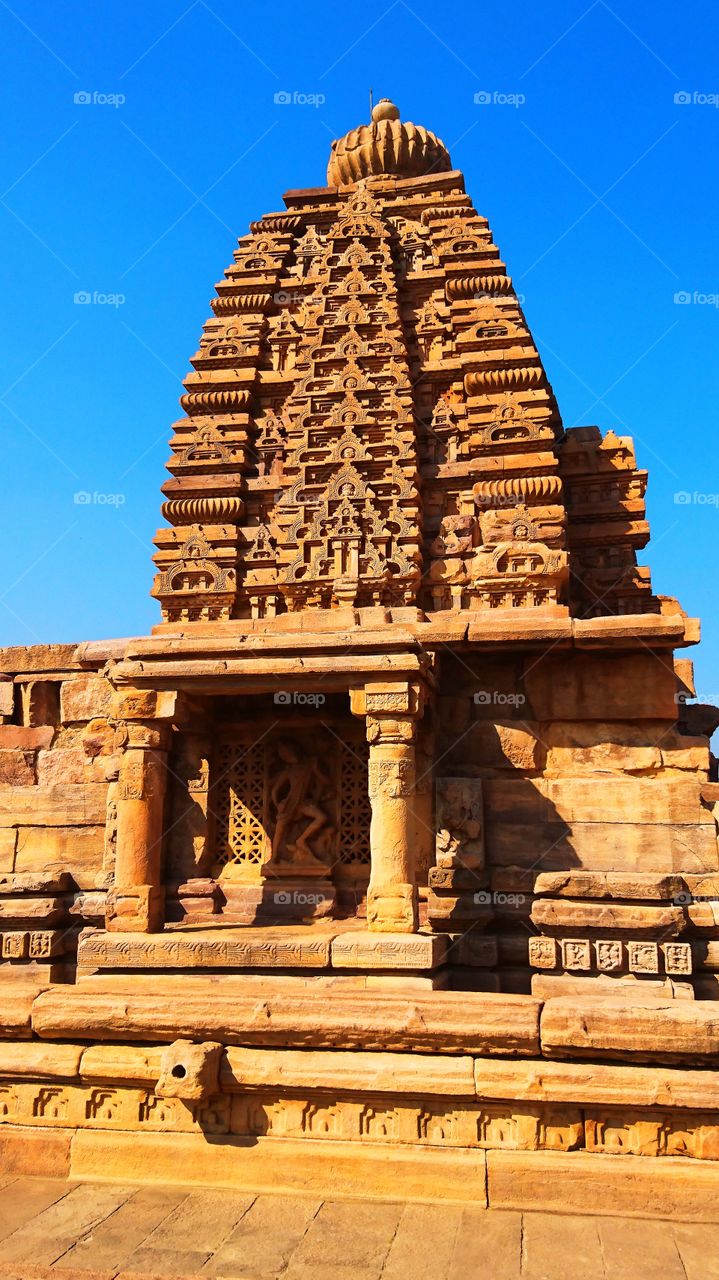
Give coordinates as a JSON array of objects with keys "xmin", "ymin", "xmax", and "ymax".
[
  {"xmin": 0, "ymin": 872, "xmax": 72, "ymax": 893},
  {"xmin": 36, "ymin": 749, "xmax": 88, "ymax": 787},
  {"xmin": 0, "ymin": 1041, "xmax": 82, "ymax": 1079},
  {"xmin": 0, "ymin": 830, "xmax": 16, "ymax": 873},
  {"xmin": 0, "ymin": 1125, "xmax": 71, "ymax": 1178},
  {"xmin": 33, "ymin": 984, "xmax": 542, "ymax": 1054},
  {"xmin": 13, "ymin": 826, "xmax": 105, "ymax": 890},
  {"xmin": 60, "ymin": 675, "xmax": 113, "ymax": 724},
  {"xmin": 486, "ymin": 819, "xmax": 719, "ymax": 871},
  {"xmin": 0, "ymin": 987, "xmax": 39, "ymax": 1039},
  {"xmin": 531, "ymin": 899, "xmax": 685, "ymax": 934},
  {"xmin": 0, "ymin": 750, "xmax": 35, "ymax": 786},
  {"xmin": 524, "ymin": 654, "xmax": 679, "ymax": 720},
  {"xmin": 541, "ymin": 997, "xmax": 719, "ymax": 1062},
  {"xmin": 156, "ymin": 1038, "xmax": 222, "ymax": 1100},
  {"xmin": 0, "ymin": 896, "xmax": 65, "ymax": 925},
  {"xmin": 222, "ymin": 1046, "xmax": 476, "ymax": 1096},
  {"xmin": 78, "ymin": 928, "xmax": 334, "ymax": 970},
  {"xmin": 70, "ymin": 1130, "xmax": 487, "ymax": 1202},
  {"xmin": 0, "ymin": 726, "xmax": 54, "ymax": 750},
  {"xmin": 487, "ymin": 1150, "xmax": 719, "ymax": 1218},
  {"xmin": 474, "ymin": 1056, "xmax": 719, "ymax": 1109},
  {"xmin": 0, "ymin": 786, "xmax": 107, "ymax": 825},
  {"xmin": 79, "ymin": 1044, "xmax": 164, "ymax": 1084}
]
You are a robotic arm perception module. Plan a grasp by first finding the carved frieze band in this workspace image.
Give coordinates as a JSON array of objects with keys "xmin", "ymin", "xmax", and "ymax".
[
  {"xmin": 528, "ymin": 936, "xmax": 692, "ymax": 976},
  {"xmin": 0, "ymin": 1082, "xmax": 718, "ymax": 1159}
]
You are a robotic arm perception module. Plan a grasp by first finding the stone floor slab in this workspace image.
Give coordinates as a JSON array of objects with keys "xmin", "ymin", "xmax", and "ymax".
[
  {"xmin": 202, "ymin": 1192, "xmax": 320, "ymax": 1277},
  {"xmin": 0, "ymin": 1183, "xmax": 135, "ymax": 1266},
  {"xmin": 0, "ymin": 1178, "xmax": 75, "ymax": 1244},
  {"xmin": 382, "ymin": 1203, "xmax": 463, "ymax": 1279},
  {"xmin": 598, "ymin": 1216, "xmax": 686, "ymax": 1280},
  {"xmin": 59, "ymin": 1187, "xmax": 189, "ymax": 1271},
  {"xmin": 522, "ymin": 1214, "xmax": 605, "ymax": 1280},
  {"xmin": 448, "ymin": 1207, "xmax": 522, "ymax": 1280},
  {"xmin": 283, "ymin": 1199, "xmax": 403, "ymax": 1279},
  {"xmin": 673, "ymin": 1222, "xmax": 719, "ymax": 1280}
]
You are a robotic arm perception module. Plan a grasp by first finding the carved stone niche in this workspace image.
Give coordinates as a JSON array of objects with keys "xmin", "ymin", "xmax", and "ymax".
[
  {"xmin": 435, "ymin": 777, "xmax": 484, "ymax": 870},
  {"xmin": 210, "ymin": 719, "xmax": 371, "ymax": 919}
]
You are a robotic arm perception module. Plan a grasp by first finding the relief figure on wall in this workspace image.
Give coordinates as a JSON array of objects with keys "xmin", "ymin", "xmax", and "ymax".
[{"xmin": 269, "ymin": 739, "xmax": 336, "ymax": 868}]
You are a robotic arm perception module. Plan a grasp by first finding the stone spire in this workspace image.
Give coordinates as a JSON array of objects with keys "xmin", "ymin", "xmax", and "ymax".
[{"xmin": 152, "ymin": 105, "xmax": 657, "ymax": 624}]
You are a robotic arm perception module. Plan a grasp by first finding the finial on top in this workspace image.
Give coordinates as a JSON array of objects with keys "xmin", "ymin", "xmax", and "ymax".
[
  {"xmin": 327, "ymin": 99, "xmax": 451, "ymax": 187},
  {"xmin": 372, "ymin": 97, "xmax": 400, "ymax": 122}
]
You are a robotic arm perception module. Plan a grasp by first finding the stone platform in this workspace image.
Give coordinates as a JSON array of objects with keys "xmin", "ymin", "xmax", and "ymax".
[{"xmin": 0, "ymin": 1176, "xmax": 717, "ymax": 1279}]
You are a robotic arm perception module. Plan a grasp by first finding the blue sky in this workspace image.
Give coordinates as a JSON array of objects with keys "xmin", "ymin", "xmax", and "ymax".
[{"xmin": 1, "ymin": 0, "xmax": 717, "ymax": 694}]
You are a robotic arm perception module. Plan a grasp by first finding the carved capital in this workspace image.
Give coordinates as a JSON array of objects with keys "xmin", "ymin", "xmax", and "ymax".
[
  {"xmin": 350, "ymin": 680, "xmax": 424, "ymax": 721},
  {"xmin": 366, "ymin": 715, "xmax": 416, "ymax": 747}
]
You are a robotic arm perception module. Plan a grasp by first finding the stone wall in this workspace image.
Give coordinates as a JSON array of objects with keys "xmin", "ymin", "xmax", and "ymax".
[{"xmin": 435, "ymin": 647, "xmax": 719, "ymax": 997}]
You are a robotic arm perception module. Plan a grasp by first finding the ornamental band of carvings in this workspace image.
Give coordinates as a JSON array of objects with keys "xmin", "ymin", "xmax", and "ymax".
[
  {"xmin": 528, "ymin": 937, "xmax": 693, "ymax": 976},
  {"xmin": 1, "ymin": 1082, "xmax": 719, "ymax": 1159}
]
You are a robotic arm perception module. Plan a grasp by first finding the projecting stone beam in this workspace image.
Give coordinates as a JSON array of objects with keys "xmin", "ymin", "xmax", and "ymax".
[{"xmin": 32, "ymin": 987, "xmax": 542, "ymax": 1056}]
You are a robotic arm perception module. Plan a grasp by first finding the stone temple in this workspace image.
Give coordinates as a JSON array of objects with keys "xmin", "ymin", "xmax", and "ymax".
[{"xmin": 1, "ymin": 98, "xmax": 718, "ymax": 1215}]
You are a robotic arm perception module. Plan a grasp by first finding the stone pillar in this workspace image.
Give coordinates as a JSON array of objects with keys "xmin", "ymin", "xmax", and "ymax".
[
  {"xmin": 351, "ymin": 681, "xmax": 424, "ymax": 933},
  {"xmin": 105, "ymin": 689, "xmax": 174, "ymax": 934}
]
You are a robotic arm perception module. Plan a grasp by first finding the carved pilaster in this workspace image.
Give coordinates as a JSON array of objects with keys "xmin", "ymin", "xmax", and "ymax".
[
  {"xmin": 105, "ymin": 690, "xmax": 174, "ymax": 934},
  {"xmin": 351, "ymin": 682, "xmax": 424, "ymax": 933}
]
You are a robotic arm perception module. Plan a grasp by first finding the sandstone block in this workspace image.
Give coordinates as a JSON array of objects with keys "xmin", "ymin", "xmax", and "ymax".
[
  {"xmin": 0, "ymin": 871, "xmax": 72, "ymax": 893},
  {"xmin": 0, "ymin": 785, "xmax": 107, "ymax": 826},
  {"xmin": 541, "ymin": 996, "xmax": 719, "ymax": 1062},
  {"xmin": 487, "ymin": 1149, "xmax": 719, "ymax": 1218},
  {"xmin": 21, "ymin": 679, "xmax": 60, "ymax": 727},
  {"xmin": 0, "ymin": 829, "xmax": 16, "ymax": 872},
  {"xmin": 474, "ymin": 1056, "xmax": 719, "ymax": 1109},
  {"xmin": 0, "ymin": 896, "xmax": 65, "ymax": 927},
  {"xmin": 222, "ymin": 1046, "xmax": 476, "ymax": 1096},
  {"xmin": 36, "ymin": 748, "xmax": 87, "ymax": 786},
  {"xmin": 524, "ymin": 653, "xmax": 678, "ymax": 720},
  {"xmin": 531, "ymin": 899, "xmax": 685, "ymax": 935},
  {"xmin": 60, "ymin": 675, "xmax": 113, "ymax": 724},
  {"xmin": 448, "ymin": 722, "xmax": 544, "ymax": 771},
  {"xmin": 486, "ymin": 819, "xmax": 719, "ymax": 872},
  {"xmin": 0, "ymin": 1041, "xmax": 82, "ymax": 1078},
  {"xmin": 13, "ymin": 825, "xmax": 105, "ymax": 891},
  {"xmin": 0, "ymin": 726, "xmax": 54, "ymax": 749},
  {"xmin": 0, "ymin": 750, "xmax": 35, "ymax": 786},
  {"xmin": 70, "ymin": 1130, "xmax": 487, "ymax": 1203},
  {"xmin": 0, "ymin": 987, "xmax": 37, "ymax": 1038},
  {"xmin": 33, "ymin": 985, "xmax": 542, "ymax": 1055},
  {"xmin": 79, "ymin": 1044, "xmax": 164, "ymax": 1085},
  {"xmin": 0, "ymin": 1124, "xmax": 71, "ymax": 1178}
]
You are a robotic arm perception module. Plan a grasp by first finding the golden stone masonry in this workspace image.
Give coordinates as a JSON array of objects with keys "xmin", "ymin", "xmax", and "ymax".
[{"xmin": 1, "ymin": 99, "xmax": 719, "ymax": 1215}]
